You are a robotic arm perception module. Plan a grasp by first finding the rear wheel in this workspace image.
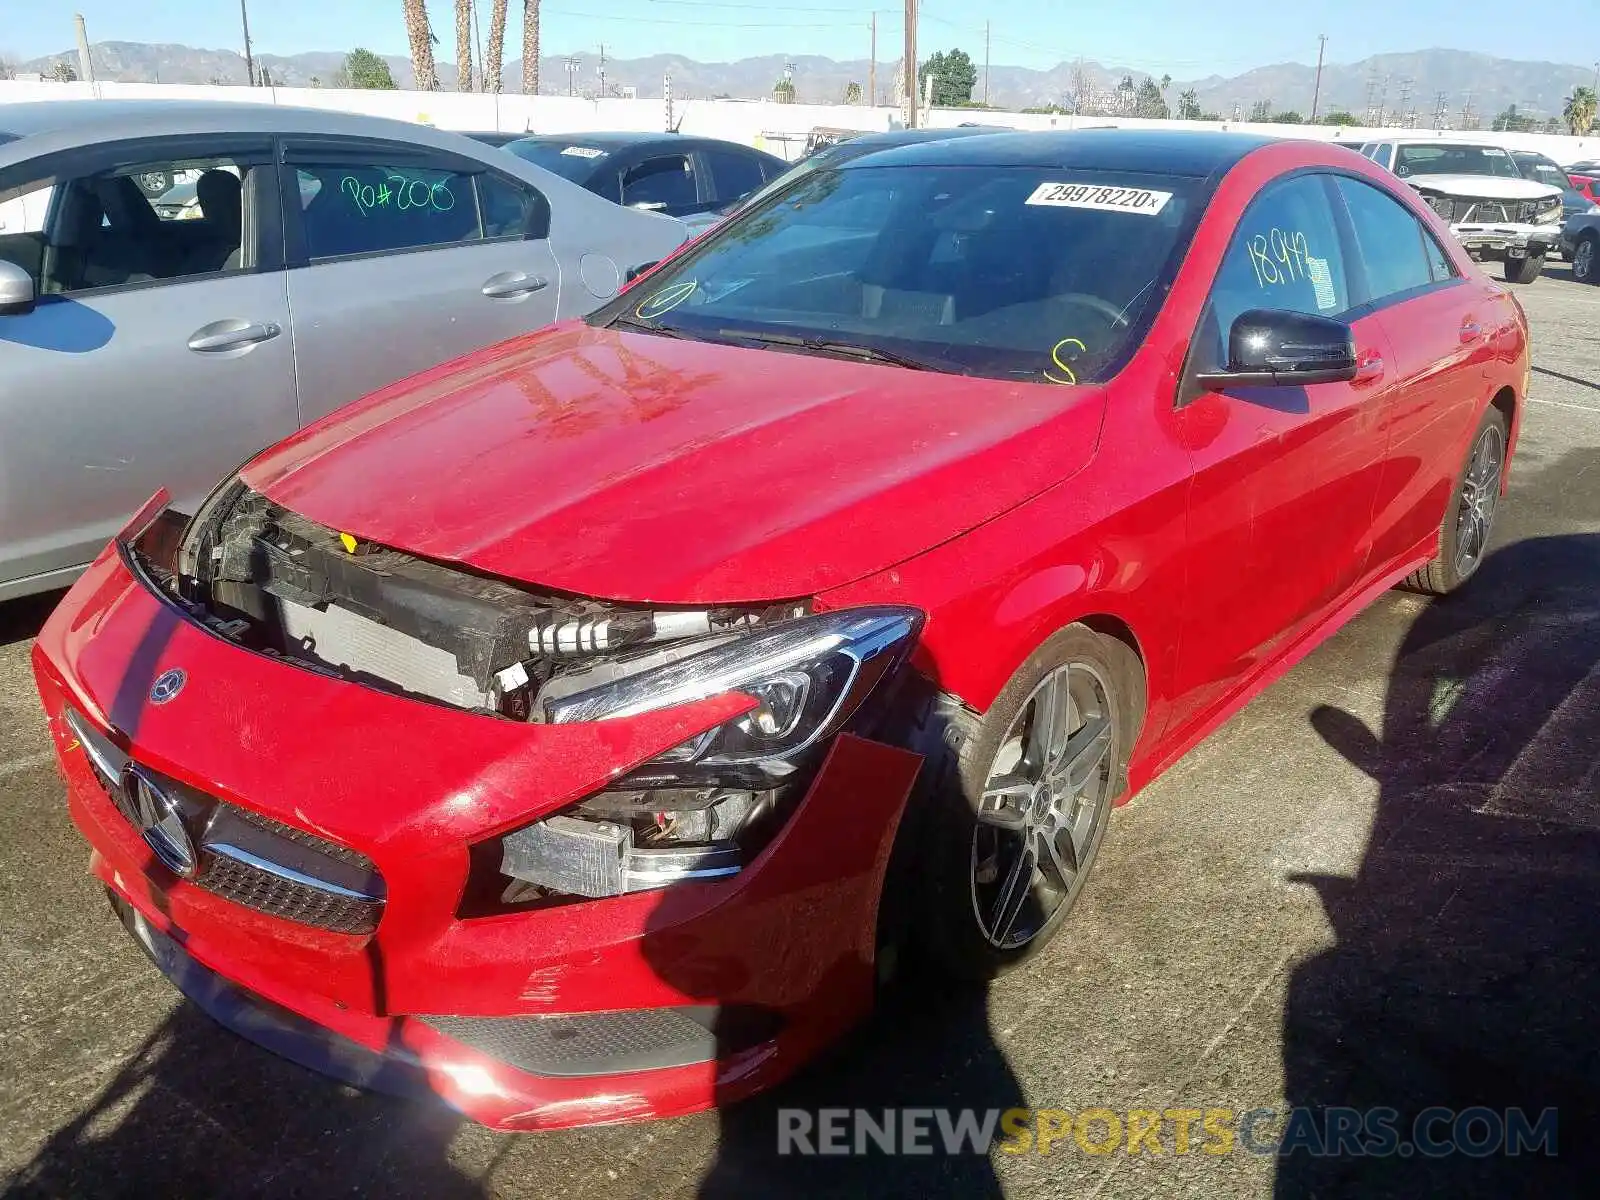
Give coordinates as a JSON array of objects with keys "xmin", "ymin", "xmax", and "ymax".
[
  {"xmin": 1573, "ymin": 234, "xmax": 1599, "ymax": 284},
  {"xmin": 1406, "ymin": 406, "xmax": 1508, "ymax": 595},
  {"xmin": 1504, "ymin": 253, "xmax": 1544, "ymax": 284},
  {"xmin": 917, "ymin": 625, "xmax": 1142, "ymax": 980}
]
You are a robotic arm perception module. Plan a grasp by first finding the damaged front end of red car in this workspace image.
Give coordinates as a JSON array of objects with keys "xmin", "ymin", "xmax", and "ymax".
[{"xmin": 33, "ymin": 486, "xmax": 930, "ymax": 1129}]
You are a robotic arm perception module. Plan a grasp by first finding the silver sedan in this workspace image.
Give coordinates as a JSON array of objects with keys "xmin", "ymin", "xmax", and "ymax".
[{"xmin": 0, "ymin": 100, "xmax": 689, "ymax": 601}]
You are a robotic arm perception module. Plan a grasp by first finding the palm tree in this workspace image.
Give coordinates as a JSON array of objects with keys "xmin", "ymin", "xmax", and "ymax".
[
  {"xmin": 400, "ymin": 0, "xmax": 438, "ymax": 91},
  {"xmin": 1564, "ymin": 86, "xmax": 1598, "ymax": 136},
  {"xmin": 455, "ymin": 0, "xmax": 474, "ymax": 91},
  {"xmin": 484, "ymin": 0, "xmax": 508, "ymax": 93},
  {"xmin": 522, "ymin": 0, "xmax": 540, "ymax": 94}
]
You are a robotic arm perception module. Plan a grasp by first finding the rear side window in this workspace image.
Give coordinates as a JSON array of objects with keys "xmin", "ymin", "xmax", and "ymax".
[
  {"xmin": 292, "ymin": 161, "xmax": 482, "ymax": 260},
  {"xmin": 1335, "ymin": 177, "xmax": 1436, "ymax": 302},
  {"xmin": 1194, "ymin": 173, "xmax": 1350, "ymax": 372},
  {"xmin": 702, "ymin": 149, "xmax": 767, "ymax": 205},
  {"xmin": 621, "ymin": 154, "xmax": 697, "ymax": 212}
]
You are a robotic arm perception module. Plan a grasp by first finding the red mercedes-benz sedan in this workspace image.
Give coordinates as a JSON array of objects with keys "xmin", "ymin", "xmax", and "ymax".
[{"xmin": 33, "ymin": 130, "xmax": 1527, "ymax": 1130}]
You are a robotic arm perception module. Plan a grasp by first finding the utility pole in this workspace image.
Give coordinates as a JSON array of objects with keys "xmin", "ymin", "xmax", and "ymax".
[
  {"xmin": 238, "ymin": 0, "xmax": 254, "ymax": 88},
  {"xmin": 1432, "ymin": 90, "xmax": 1449, "ymax": 130},
  {"xmin": 869, "ymin": 14, "xmax": 876, "ymax": 108},
  {"xmin": 1397, "ymin": 76, "xmax": 1414, "ymax": 128},
  {"xmin": 903, "ymin": 0, "xmax": 919, "ymax": 127},
  {"xmin": 1309, "ymin": 33, "xmax": 1327, "ymax": 123},
  {"xmin": 597, "ymin": 43, "xmax": 607, "ymax": 98},
  {"xmin": 984, "ymin": 21, "xmax": 991, "ymax": 107},
  {"xmin": 1460, "ymin": 90, "xmax": 1476, "ymax": 130},
  {"xmin": 564, "ymin": 56, "xmax": 578, "ymax": 96},
  {"xmin": 73, "ymin": 13, "xmax": 95, "ymax": 85}
]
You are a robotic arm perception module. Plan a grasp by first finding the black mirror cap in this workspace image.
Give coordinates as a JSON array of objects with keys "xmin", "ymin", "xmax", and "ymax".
[
  {"xmin": 625, "ymin": 261, "xmax": 661, "ymax": 283},
  {"xmin": 1197, "ymin": 308, "xmax": 1357, "ymax": 390}
]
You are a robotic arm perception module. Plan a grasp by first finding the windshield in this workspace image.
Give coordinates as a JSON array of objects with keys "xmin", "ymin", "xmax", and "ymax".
[
  {"xmin": 1395, "ymin": 144, "xmax": 1520, "ymax": 179},
  {"xmin": 501, "ymin": 139, "xmax": 609, "ymax": 183},
  {"xmin": 593, "ymin": 163, "xmax": 1205, "ymax": 386},
  {"xmin": 1513, "ymin": 154, "xmax": 1571, "ymax": 191}
]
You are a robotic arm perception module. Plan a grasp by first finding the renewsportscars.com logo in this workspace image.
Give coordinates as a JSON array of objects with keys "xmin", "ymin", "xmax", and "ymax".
[{"xmin": 776, "ymin": 1106, "xmax": 1558, "ymax": 1158}]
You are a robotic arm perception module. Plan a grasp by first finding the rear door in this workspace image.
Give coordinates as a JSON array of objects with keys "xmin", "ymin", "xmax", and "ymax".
[
  {"xmin": 1333, "ymin": 174, "xmax": 1485, "ymax": 571},
  {"xmin": 280, "ymin": 137, "xmax": 559, "ymax": 424},
  {"xmin": 1171, "ymin": 171, "xmax": 1394, "ymax": 721},
  {"xmin": 0, "ymin": 135, "xmax": 295, "ymax": 596}
]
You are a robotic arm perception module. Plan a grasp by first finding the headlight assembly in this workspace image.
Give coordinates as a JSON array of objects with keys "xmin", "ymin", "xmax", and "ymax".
[{"xmin": 471, "ymin": 606, "xmax": 924, "ymax": 906}]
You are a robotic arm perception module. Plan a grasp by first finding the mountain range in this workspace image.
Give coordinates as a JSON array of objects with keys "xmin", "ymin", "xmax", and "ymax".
[{"xmin": 10, "ymin": 42, "xmax": 1597, "ymax": 125}]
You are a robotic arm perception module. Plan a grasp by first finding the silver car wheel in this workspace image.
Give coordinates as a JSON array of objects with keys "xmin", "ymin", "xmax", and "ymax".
[
  {"xmin": 1454, "ymin": 422, "xmax": 1504, "ymax": 577},
  {"xmin": 1575, "ymin": 237, "xmax": 1596, "ymax": 282},
  {"xmin": 970, "ymin": 662, "xmax": 1116, "ymax": 950}
]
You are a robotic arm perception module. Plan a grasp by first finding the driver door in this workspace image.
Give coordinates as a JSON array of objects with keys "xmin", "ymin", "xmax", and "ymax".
[{"xmin": 1168, "ymin": 172, "xmax": 1394, "ymax": 726}]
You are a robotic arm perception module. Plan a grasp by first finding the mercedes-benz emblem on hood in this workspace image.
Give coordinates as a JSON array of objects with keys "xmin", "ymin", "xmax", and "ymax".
[{"xmin": 149, "ymin": 668, "xmax": 187, "ymax": 705}]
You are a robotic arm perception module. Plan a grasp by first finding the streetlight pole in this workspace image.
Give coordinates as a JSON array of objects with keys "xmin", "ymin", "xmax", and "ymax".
[
  {"xmin": 1309, "ymin": 33, "xmax": 1327, "ymax": 123},
  {"xmin": 903, "ymin": 0, "xmax": 918, "ymax": 127},
  {"xmin": 239, "ymin": 0, "xmax": 255, "ymax": 87}
]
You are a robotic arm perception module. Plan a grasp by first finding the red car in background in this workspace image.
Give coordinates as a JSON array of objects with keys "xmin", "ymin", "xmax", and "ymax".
[{"xmin": 34, "ymin": 130, "xmax": 1527, "ymax": 1130}]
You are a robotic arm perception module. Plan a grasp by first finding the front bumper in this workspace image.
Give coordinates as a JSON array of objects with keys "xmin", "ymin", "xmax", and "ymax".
[
  {"xmin": 33, "ymin": 541, "xmax": 922, "ymax": 1129},
  {"xmin": 1450, "ymin": 220, "xmax": 1561, "ymax": 258}
]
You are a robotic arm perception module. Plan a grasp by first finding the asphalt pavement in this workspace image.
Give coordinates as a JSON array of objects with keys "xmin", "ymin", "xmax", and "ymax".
[{"xmin": 3, "ymin": 270, "xmax": 1599, "ymax": 1198}]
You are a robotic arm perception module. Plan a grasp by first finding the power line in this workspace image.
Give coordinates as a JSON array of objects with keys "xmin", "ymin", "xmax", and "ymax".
[{"xmin": 543, "ymin": 8, "xmax": 872, "ymax": 27}]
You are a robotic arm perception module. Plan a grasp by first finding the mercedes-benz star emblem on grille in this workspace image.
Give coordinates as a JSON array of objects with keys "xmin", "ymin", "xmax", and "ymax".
[
  {"xmin": 149, "ymin": 668, "xmax": 187, "ymax": 705},
  {"xmin": 126, "ymin": 766, "xmax": 197, "ymax": 878}
]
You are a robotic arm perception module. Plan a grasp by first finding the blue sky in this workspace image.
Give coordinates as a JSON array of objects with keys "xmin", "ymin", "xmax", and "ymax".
[{"xmin": 7, "ymin": 0, "xmax": 1589, "ymax": 74}]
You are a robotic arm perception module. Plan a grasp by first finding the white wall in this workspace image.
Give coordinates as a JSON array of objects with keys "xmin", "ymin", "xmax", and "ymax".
[{"xmin": 5, "ymin": 78, "xmax": 1600, "ymax": 167}]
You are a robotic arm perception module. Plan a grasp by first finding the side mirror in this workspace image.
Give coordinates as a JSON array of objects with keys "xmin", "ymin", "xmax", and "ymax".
[
  {"xmin": 1196, "ymin": 308, "xmax": 1356, "ymax": 390},
  {"xmin": 625, "ymin": 261, "xmax": 660, "ymax": 283},
  {"xmin": 0, "ymin": 260, "xmax": 36, "ymax": 317}
]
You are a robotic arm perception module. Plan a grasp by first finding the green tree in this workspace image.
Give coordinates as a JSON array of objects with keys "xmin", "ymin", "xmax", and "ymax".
[
  {"xmin": 1274, "ymin": 110, "xmax": 1304, "ymax": 124},
  {"xmin": 1177, "ymin": 87, "xmax": 1201, "ymax": 120},
  {"xmin": 919, "ymin": 48, "xmax": 978, "ymax": 106},
  {"xmin": 1491, "ymin": 103, "xmax": 1535, "ymax": 132},
  {"xmin": 1115, "ymin": 73, "xmax": 1136, "ymax": 113},
  {"xmin": 773, "ymin": 75, "xmax": 796, "ymax": 103},
  {"xmin": 345, "ymin": 48, "xmax": 396, "ymax": 90},
  {"xmin": 1563, "ymin": 86, "xmax": 1597, "ymax": 135},
  {"xmin": 1249, "ymin": 98, "xmax": 1272, "ymax": 121},
  {"xmin": 49, "ymin": 59, "xmax": 77, "ymax": 82},
  {"xmin": 1134, "ymin": 76, "xmax": 1169, "ymax": 118},
  {"xmin": 842, "ymin": 80, "xmax": 862, "ymax": 105},
  {"xmin": 1199, "ymin": 111, "xmax": 1223, "ymax": 121},
  {"xmin": 1321, "ymin": 109, "xmax": 1356, "ymax": 125}
]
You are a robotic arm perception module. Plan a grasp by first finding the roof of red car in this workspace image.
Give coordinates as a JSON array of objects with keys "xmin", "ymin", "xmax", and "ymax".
[{"xmin": 845, "ymin": 127, "xmax": 1281, "ymax": 177}]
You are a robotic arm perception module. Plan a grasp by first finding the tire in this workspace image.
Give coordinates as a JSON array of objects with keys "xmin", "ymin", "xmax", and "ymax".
[
  {"xmin": 135, "ymin": 169, "xmax": 173, "ymax": 199},
  {"xmin": 1573, "ymin": 234, "xmax": 1599, "ymax": 285},
  {"xmin": 1405, "ymin": 405, "xmax": 1509, "ymax": 596},
  {"xmin": 914, "ymin": 625, "xmax": 1144, "ymax": 980},
  {"xmin": 1503, "ymin": 253, "xmax": 1544, "ymax": 284}
]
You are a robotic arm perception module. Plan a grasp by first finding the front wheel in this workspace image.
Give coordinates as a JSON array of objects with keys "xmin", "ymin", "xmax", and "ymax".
[
  {"xmin": 1405, "ymin": 406, "xmax": 1508, "ymax": 595},
  {"xmin": 1573, "ymin": 234, "xmax": 1599, "ymax": 284},
  {"xmin": 1504, "ymin": 253, "xmax": 1544, "ymax": 284},
  {"xmin": 916, "ymin": 625, "xmax": 1143, "ymax": 980}
]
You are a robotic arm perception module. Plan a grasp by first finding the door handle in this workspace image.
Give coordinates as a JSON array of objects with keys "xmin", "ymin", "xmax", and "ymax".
[
  {"xmin": 481, "ymin": 272, "xmax": 549, "ymax": 299},
  {"xmin": 187, "ymin": 321, "xmax": 281, "ymax": 353},
  {"xmin": 1460, "ymin": 320, "xmax": 1484, "ymax": 343},
  {"xmin": 1353, "ymin": 355, "xmax": 1385, "ymax": 384}
]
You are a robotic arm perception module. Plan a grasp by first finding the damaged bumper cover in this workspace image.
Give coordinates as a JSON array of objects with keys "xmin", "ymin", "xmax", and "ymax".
[{"xmin": 33, "ymin": 494, "xmax": 925, "ymax": 1128}]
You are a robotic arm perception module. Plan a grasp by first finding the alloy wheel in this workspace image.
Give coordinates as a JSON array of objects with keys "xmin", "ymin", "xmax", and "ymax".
[
  {"xmin": 1454, "ymin": 423, "xmax": 1504, "ymax": 577},
  {"xmin": 971, "ymin": 662, "xmax": 1116, "ymax": 950},
  {"xmin": 1576, "ymin": 238, "xmax": 1596, "ymax": 283}
]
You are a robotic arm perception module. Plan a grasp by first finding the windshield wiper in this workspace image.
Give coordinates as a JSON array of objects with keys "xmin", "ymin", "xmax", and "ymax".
[
  {"xmin": 716, "ymin": 329, "xmax": 939, "ymax": 371},
  {"xmin": 608, "ymin": 312, "xmax": 686, "ymax": 338}
]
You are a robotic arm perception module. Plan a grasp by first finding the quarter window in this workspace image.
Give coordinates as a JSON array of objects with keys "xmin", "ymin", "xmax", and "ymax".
[
  {"xmin": 1335, "ymin": 177, "xmax": 1437, "ymax": 301},
  {"xmin": 1194, "ymin": 174, "xmax": 1350, "ymax": 373}
]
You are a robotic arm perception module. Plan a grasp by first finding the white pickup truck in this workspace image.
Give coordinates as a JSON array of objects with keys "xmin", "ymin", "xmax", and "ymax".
[{"xmin": 1357, "ymin": 139, "xmax": 1564, "ymax": 283}]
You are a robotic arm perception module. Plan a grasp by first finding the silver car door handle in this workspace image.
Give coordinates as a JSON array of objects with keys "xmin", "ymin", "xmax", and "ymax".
[
  {"xmin": 187, "ymin": 321, "xmax": 282, "ymax": 353},
  {"xmin": 481, "ymin": 272, "xmax": 549, "ymax": 299}
]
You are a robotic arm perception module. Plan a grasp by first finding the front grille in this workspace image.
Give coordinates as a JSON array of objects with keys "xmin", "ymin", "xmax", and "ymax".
[
  {"xmin": 1458, "ymin": 198, "xmax": 1513, "ymax": 224},
  {"xmin": 197, "ymin": 851, "xmax": 382, "ymax": 935},
  {"xmin": 424, "ymin": 1005, "xmax": 782, "ymax": 1077}
]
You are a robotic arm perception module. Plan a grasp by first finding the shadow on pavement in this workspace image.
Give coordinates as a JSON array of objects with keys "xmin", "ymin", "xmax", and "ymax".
[
  {"xmin": 1282, "ymin": 448, "xmax": 1600, "ymax": 1194},
  {"xmin": 3, "ymin": 1001, "xmax": 480, "ymax": 1199},
  {"xmin": 0, "ymin": 590, "xmax": 64, "ymax": 649}
]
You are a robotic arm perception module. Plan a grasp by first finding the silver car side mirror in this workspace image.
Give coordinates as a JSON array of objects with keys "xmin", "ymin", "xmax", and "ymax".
[{"xmin": 0, "ymin": 260, "xmax": 37, "ymax": 317}]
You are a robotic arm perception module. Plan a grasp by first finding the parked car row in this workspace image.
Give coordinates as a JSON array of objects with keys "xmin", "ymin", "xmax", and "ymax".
[{"xmin": 26, "ymin": 115, "xmax": 1529, "ymax": 1130}]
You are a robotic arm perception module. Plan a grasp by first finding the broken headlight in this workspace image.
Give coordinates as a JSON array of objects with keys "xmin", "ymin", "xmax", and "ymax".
[{"xmin": 474, "ymin": 606, "xmax": 923, "ymax": 906}]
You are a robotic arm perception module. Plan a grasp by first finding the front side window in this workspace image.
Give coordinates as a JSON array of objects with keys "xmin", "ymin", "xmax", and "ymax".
[
  {"xmin": 291, "ymin": 159, "xmax": 484, "ymax": 260},
  {"xmin": 1513, "ymin": 153, "xmax": 1571, "ymax": 192},
  {"xmin": 702, "ymin": 149, "xmax": 767, "ymax": 205},
  {"xmin": 1336, "ymin": 177, "xmax": 1436, "ymax": 302},
  {"xmin": 621, "ymin": 155, "xmax": 698, "ymax": 212},
  {"xmin": 1395, "ymin": 144, "xmax": 1519, "ymax": 179},
  {"xmin": 595, "ymin": 163, "xmax": 1206, "ymax": 385},
  {"xmin": 0, "ymin": 149, "xmax": 261, "ymax": 297},
  {"xmin": 1192, "ymin": 174, "xmax": 1350, "ymax": 374}
]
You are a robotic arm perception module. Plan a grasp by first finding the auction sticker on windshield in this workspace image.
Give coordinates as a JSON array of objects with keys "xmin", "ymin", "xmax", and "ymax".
[{"xmin": 1026, "ymin": 182, "xmax": 1173, "ymax": 214}]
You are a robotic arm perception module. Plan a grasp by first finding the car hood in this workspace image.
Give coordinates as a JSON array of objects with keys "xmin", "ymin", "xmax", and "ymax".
[
  {"xmin": 1404, "ymin": 173, "xmax": 1561, "ymax": 200},
  {"xmin": 242, "ymin": 323, "xmax": 1105, "ymax": 604}
]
